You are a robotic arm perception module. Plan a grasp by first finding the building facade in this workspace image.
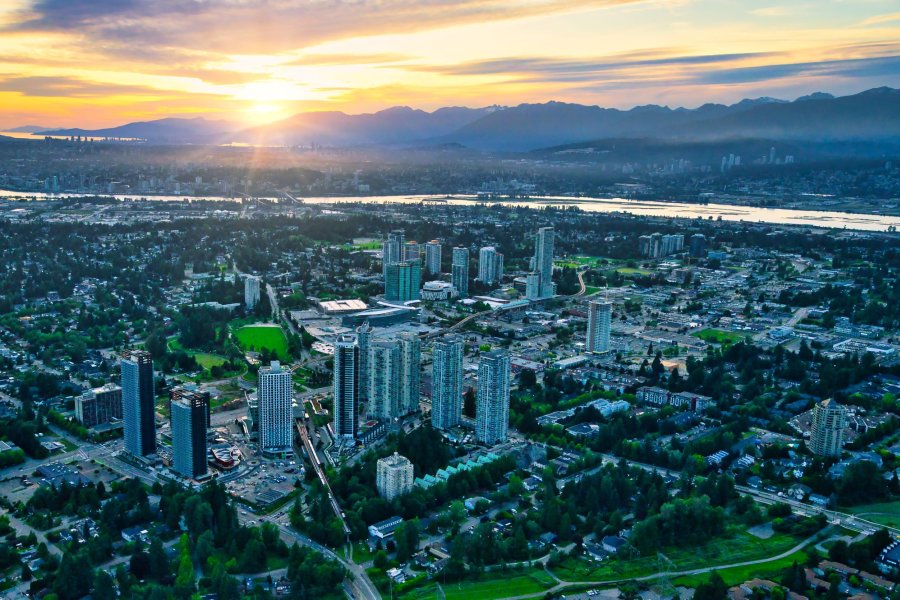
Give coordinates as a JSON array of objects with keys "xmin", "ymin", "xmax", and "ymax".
[
  {"xmin": 170, "ymin": 388, "xmax": 208, "ymax": 479},
  {"xmin": 397, "ymin": 332, "xmax": 421, "ymax": 416},
  {"xmin": 424, "ymin": 240, "xmax": 442, "ymax": 275},
  {"xmin": 258, "ymin": 361, "xmax": 294, "ymax": 457},
  {"xmin": 75, "ymin": 383, "xmax": 122, "ymax": 428},
  {"xmin": 356, "ymin": 321, "xmax": 372, "ymax": 404},
  {"xmin": 810, "ymin": 398, "xmax": 846, "ymax": 457},
  {"xmin": 384, "ymin": 261, "xmax": 421, "ymax": 302},
  {"xmin": 244, "ymin": 275, "xmax": 261, "ymax": 310},
  {"xmin": 121, "ymin": 350, "xmax": 156, "ymax": 457},
  {"xmin": 586, "ymin": 300, "xmax": 612, "ymax": 353},
  {"xmin": 477, "ymin": 246, "xmax": 504, "ymax": 285},
  {"xmin": 376, "ymin": 452, "xmax": 414, "ymax": 501},
  {"xmin": 476, "ymin": 350, "xmax": 511, "ymax": 445},
  {"xmin": 533, "ymin": 227, "xmax": 555, "ymax": 299},
  {"xmin": 451, "ymin": 247, "xmax": 469, "ymax": 297},
  {"xmin": 333, "ymin": 334, "xmax": 360, "ymax": 439},
  {"xmin": 431, "ymin": 336, "xmax": 464, "ymax": 430},
  {"xmin": 368, "ymin": 340, "xmax": 401, "ymax": 420},
  {"xmin": 382, "ymin": 229, "xmax": 405, "ymax": 280}
]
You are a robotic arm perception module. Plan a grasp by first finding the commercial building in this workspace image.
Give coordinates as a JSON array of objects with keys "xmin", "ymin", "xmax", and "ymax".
[
  {"xmin": 170, "ymin": 388, "xmax": 208, "ymax": 479},
  {"xmin": 75, "ymin": 383, "xmax": 122, "ymax": 428},
  {"xmin": 451, "ymin": 247, "xmax": 469, "ymax": 297},
  {"xmin": 421, "ymin": 281, "xmax": 457, "ymax": 301},
  {"xmin": 586, "ymin": 300, "xmax": 612, "ymax": 353},
  {"xmin": 477, "ymin": 246, "xmax": 504, "ymax": 285},
  {"xmin": 431, "ymin": 336, "xmax": 464, "ymax": 430},
  {"xmin": 245, "ymin": 275, "xmax": 261, "ymax": 310},
  {"xmin": 810, "ymin": 398, "xmax": 846, "ymax": 457},
  {"xmin": 424, "ymin": 240, "xmax": 442, "ymax": 275},
  {"xmin": 333, "ymin": 334, "xmax": 360, "ymax": 439},
  {"xmin": 533, "ymin": 227, "xmax": 555, "ymax": 299},
  {"xmin": 476, "ymin": 350, "xmax": 511, "ymax": 445},
  {"xmin": 258, "ymin": 361, "xmax": 294, "ymax": 457},
  {"xmin": 121, "ymin": 350, "xmax": 156, "ymax": 457},
  {"xmin": 384, "ymin": 261, "xmax": 421, "ymax": 302},
  {"xmin": 376, "ymin": 452, "xmax": 414, "ymax": 501}
]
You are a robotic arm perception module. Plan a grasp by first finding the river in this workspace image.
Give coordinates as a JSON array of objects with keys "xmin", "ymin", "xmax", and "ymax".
[{"xmin": 0, "ymin": 189, "xmax": 898, "ymax": 232}]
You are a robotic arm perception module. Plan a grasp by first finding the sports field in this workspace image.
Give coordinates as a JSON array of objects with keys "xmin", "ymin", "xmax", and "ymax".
[{"xmin": 234, "ymin": 324, "xmax": 290, "ymax": 361}]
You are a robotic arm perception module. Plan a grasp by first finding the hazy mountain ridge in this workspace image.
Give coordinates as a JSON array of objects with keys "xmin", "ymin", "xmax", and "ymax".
[{"xmin": 34, "ymin": 88, "xmax": 900, "ymax": 150}]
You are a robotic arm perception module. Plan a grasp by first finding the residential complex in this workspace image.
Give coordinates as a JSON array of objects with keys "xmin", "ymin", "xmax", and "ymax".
[
  {"xmin": 476, "ymin": 349, "xmax": 511, "ymax": 446},
  {"xmin": 121, "ymin": 350, "xmax": 156, "ymax": 457},
  {"xmin": 258, "ymin": 361, "xmax": 294, "ymax": 457},
  {"xmin": 376, "ymin": 452, "xmax": 414, "ymax": 501}
]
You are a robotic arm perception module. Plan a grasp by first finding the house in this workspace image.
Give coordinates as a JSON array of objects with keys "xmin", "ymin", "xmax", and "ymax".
[
  {"xmin": 808, "ymin": 494, "xmax": 829, "ymax": 507},
  {"xmin": 788, "ymin": 484, "xmax": 812, "ymax": 501},
  {"xmin": 121, "ymin": 526, "xmax": 149, "ymax": 544},
  {"xmin": 601, "ymin": 535, "xmax": 627, "ymax": 553},
  {"xmin": 707, "ymin": 450, "xmax": 729, "ymax": 466},
  {"xmin": 368, "ymin": 516, "xmax": 404, "ymax": 540},
  {"xmin": 584, "ymin": 542, "xmax": 608, "ymax": 562}
]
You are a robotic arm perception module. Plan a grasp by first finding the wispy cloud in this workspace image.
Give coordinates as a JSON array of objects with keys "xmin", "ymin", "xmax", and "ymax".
[{"xmin": 858, "ymin": 11, "xmax": 900, "ymax": 26}]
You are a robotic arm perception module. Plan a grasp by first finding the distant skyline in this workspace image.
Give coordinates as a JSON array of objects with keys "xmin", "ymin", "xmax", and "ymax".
[{"xmin": 1, "ymin": 0, "xmax": 899, "ymax": 129}]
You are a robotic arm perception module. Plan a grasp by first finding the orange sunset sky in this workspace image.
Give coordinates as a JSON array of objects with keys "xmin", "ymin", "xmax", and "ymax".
[{"xmin": 1, "ymin": 0, "xmax": 899, "ymax": 129}]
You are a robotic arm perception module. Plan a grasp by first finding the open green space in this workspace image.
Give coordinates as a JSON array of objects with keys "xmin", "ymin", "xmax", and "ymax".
[
  {"xmin": 843, "ymin": 500, "xmax": 900, "ymax": 528},
  {"xmin": 614, "ymin": 267, "xmax": 653, "ymax": 276},
  {"xmin": 552, "ymin": 528, "xmax": 804, "ymax": 584},
  {"xmin": 672, "ymin": 551, "xmax": 809, "ymax": 588},
  {"xmin": 233, "ymin": 324, "xmax": 290, "ymax": 361},
  {"xmin": 692, "ymin": 328, "xmax": 745, "ymax": 346},
  {"xmin": 400, "ymin": 568, "xmax": 557, "ymax": 600},
  {"xmin": 585, "ymin": 286, "xmax": 603, "ymax": 295},
  {"xmin": 168, "ymin": 338, "xmax": 245, "ymax": 382}
]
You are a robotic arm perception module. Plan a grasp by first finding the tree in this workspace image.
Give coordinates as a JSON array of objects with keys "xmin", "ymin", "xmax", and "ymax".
[
  {"xmin": 373, "ymin": 550, "xmax": 389, "ymax": 571},
  {"xmin": 694, "ymin": 572, "xmax": 727, "ymax": 600},
  {"xmin": 92, "ymin": 570, "xmax": 116, "ymax": 600},
  {"xmin": 394, "ymin": 520, "xmax": 420, "ymax": 562}
]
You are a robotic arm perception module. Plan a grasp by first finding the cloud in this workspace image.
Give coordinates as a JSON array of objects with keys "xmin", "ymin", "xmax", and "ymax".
[
  {"xmin": 693, "ymin": 55, "xmax": 900, "ymax": 85},
  {"xmin": 858, "ymin": 11, "xmax": 900, "ymax": 26},
  {"xmin": 4, "ymin": 0, "xmax": 641, "ymax": 56},
  {"xmin": 281, "ymin": 53, "xmax": 414, "ymax": 67},
  {"xmin": 0, "ymin": 75, "xmax": 171, "ymax": 97}
]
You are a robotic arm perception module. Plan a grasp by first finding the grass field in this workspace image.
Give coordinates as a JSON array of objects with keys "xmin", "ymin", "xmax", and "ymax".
[
  {"xmin": 552, "ymin": 528, "xmax": 803, "ymax": 584},
  {"xmin": 693, "ymin": 328, "xmax": 745, "ymax": 346},
  {"xmin": 168, "ymin": 338, "xmax": 244, "ymax": 382},
  {"xmin": 401, "ymin": 569, "xmax": 557, "ymax": 600},
  {"xmin": 585, "ymin": 286, "xmax": 603, "ymax": 295},
  {"xmin": 615, "ymin": 267, "xmax": 653, "ymax": 276},
  {"xmin": 672, "ymin": 550, "xmax": 809, "ymax": 588},
  {"xmin": 234, "ymin": 324, "xmax": 290, "ymax": 361},
  {"xmin": 843, "ymin": 500, "xmax": 900, "ymax": 528}
]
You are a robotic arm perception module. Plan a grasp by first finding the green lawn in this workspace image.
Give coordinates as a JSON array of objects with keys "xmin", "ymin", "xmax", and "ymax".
[
  {"xmin": 672, "ymin": 551, "xmax": 808, "ymax": 588},
  {"xmin": 401, "ymin": 569, "xmax": 557, "ymax": 600},
  {"xmin": 552, "ymin": 528, "xmax": 803, "ymax": 584},
  {"xmin": 585, "ymin": 286, "xmax": 603, "ymax": 295},
  {"xmin": 234, "ymin": 324, "xmax": 290, "ymax": 361},
  {"xmin": 692, "ymin": 328, "xmax": 745, "ymax": 346},
  {"xmin": 194, "ymin": 352, "xmax": 227, "ymax": 370},
  {"xmin": 614, "ymin": 267, "xmax": 653, "ymax": 276},
  {"xmin": 843, "ymin": 500, "xmax": 900, "ymax": 528}
]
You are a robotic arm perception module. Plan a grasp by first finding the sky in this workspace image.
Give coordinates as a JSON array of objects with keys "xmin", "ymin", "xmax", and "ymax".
[{"xmin": 0, "ymin": 0, "xmax": 899, "ymax": 129}]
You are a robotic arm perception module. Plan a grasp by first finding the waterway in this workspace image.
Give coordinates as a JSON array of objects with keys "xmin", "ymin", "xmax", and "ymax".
[{"xmin": 0, "ymin": 189, "xmax": 897, "ymax": 232}]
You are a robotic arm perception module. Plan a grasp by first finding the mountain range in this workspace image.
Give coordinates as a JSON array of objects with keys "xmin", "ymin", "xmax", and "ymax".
[{"xmin": 32, "ymin": 87, "xmax": 900, "ymax": 151}]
